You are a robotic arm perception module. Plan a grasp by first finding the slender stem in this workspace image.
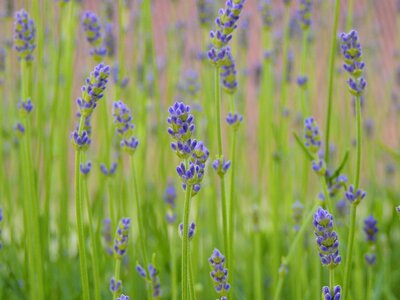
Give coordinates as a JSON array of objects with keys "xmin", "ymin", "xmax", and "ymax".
[
  {"xmin": 324, "ymin": 0, "xmax": 341, "ymax": 165},
  {"xmin": 320, "ymin": 176, "xmax": 332, "ymax": 213},
  {"xmin": 108, "ymin": 179, "xmax": 116, "ymax": 231},
  {"xmin": 113, "ymin": 258, "xmax": 121, "ymax": 300},
  {"xmin": 215, "ymin": 67, "xmax": 223, "ymax": 154},
  {"xmin": 116, "ymin": 0, "xmax": 125, "ymax": 100},
  {"xmin": 354, "ymin": 95, "xmax": 362, "ymax": 190},
  {"xmin": 329, "ymin": 269, "xmax": 334, "ymax": 292},
  {"xmin": 273, "ymin": 202, "xmax": 320, "ymax": 300},
  {"xmin": 189, "ymin": 244, "xmax": 196, "ymax": 300},
  {"xmin": 131, "ymin": 157, "xmax": 149, "ymax": 267},
  {"xmin": 344, "ymin": 94, "xmax": 362, "ymax": 298},
  {"xmin": 21, "ymin": 59, "xmax": 44, "ymax": 300},
  {"xmin": 228, "ymin": 127, "xmax": 237, "ymax": 292},
  {"xmin": 75, "ymin": 149, "xmax": 90, "ymax": 300},
  {"xmin": 84, "ymin": 176, "xmax": 101, "ymax": 300},
  {"xmin": 182, "ymin": 185, "xmax": 192, "ymax": 300},
  {"xmin": 367, "ymin": 265, "xmax": 373, "ymax": 300},
  {"xmin": 168, "ymin": 225, "xmax": 178, "ymax": 300},
  {"xmin": 343, "ymin": 204, "xmax": 357, "ymax": 299},
  {"xmin": 220, "ymin": 175, "xmax": 230, "ymax": 268},
  {"xmin": 254, "ymin": 231, "xmax": 262, "ymax": 300}
]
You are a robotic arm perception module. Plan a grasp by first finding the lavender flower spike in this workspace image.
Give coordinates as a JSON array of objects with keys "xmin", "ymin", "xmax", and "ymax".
[
  {"xmin": 340, "ymin": 30, "xmax": 366, "ymax": 96},
  {"xmin": 304, "ymin": 117, "xmax": 321, "ymax": 154},
  {"xmin": 220, "ymin": 48, "xmax": 238, "ymax": 94},
  {"xmin": 113, "ymin": 218, "xmax": 131, "ymax": 258},
  {"xmin": 179, "ymin": 222, "xmax": 196, "ymax": 239},
  {"xmin": 345, "ymin": 185, "xmax": 366, "ymax": 205},
  {"xmin": 259, "ymin": 0, "xmax": 273, "ymax": 29},
  {"xmin": 313, "ymin": 207, "xmax": 341, "ymax": 268},
  {"xmin": 209, "ymin": 248, "xmax": 231, "ymax": 296},
  {"xmin": 322, "ymin": 285, "xmax": 341, "ymax": 300},
  {"xmin": 363, "ymin": 215, "xmax": 378, "ymax": 243},
  {"xmin": 116, "ymin": 294, "xmax": 130, "ymax": 300},
  {"xmin": 298, "ymin": 0, "xmax": 312, "ymax": 30},
  {"xmin": 112, "ymin": 100, "xmax": 139, "ymax": 155},
  {"xmin": 212, "ymin": 156, "xmax": 231, "ymax": 176},
  {"xmin": 14, "ymin": 9, "xmax": 36, "ymax": 62},
  {"xmin": 81, "ymin": 11, "xmax": 107, "ymax": 60}
]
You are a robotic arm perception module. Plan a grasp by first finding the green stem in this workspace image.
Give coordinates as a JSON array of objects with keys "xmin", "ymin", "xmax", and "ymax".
[
  {"xmin": 343, "ymin": 204, "xmax": 357, "ymax": 299},
  {"xmin": 131, "ymin": 157, "xmax": 148, "ymax": 267},
  {"xmin": 254, "ymin": 231, "xmax": 262, "ymax": 300},
  {"xmin": 75, "ymin": 150, "xmax": 90, "ymax": 300},
  {"xmin": 324, "ymin": 0, "xmax": 341, "ymax": 165},
  {"xmin": 215, "ymin": 67, "xmax": 223, "ymax": 154},
  {"xmin": 329, "ymin": 269, "xmax": 334, "ymax": 292},
  {"xmin": 367, "ymin": 265, "xmax": 373, "ymax": 300},
  {"xmin": 220, "ymin": 175, "xmax": 230, "ymax": 269},
  {"xmin": 84, "ymin": 176, "xmax": 101, "ymax": 300},
  {"xmin": 113, "ymin": 258, "xmax": 121, "ymax": 300},
  {"xmin": 354, "ymin": 95, "xmax": 362, "ymax": 190},
  {"xmin": 320, "ymin": 176, "xmax": 332, "ymax": 213},
  {"xmin": 273, "ymin": 202, "xmax": 320, "ymax": 300},
  {"xmin": 168, "ymin": 225, "xmax": 178, "ymax": 300},
  {"xmin": 228, "ymin": 127, "xmax": 237, "ymax": 293},
  {"xmin": 75, "ymin": 115, "xmax": 90, "ymax": 300},
  {"xmin": 189, "ymin": 244, "xmax": 195, "ymax": 300},
  {"xmin": 21, "ymin": 59, "xmax": 44, "ymax": 300},
  {"xmin": 182, "ymin": 185, "xmax": 192, "ymax": 300},
  {"xmin": 343, "ymin": 94, "xmax": 362, "ymax": 298}
]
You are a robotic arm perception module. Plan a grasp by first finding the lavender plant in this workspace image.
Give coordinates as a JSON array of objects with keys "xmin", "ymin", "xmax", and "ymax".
[
  {"xmin": 167, "ymin": 101, "xmax": 209, "ymax": 299},
  {"xmin": 111, "ymin": 218, "xmax": 131, "ymax": 300},
  {"xmin": 313, "ymin": 208, "xmax": 342, "ymax": 299},
  {"xmin": 72, "ymin": 63, "xmax": 110, "ymax": 300},
  {"xmin": 340, "ymin": 30, "xmax": 367, "ymax": 299},
  {"xmin": 81, "ymin": 11, "xmax": 107, "ymax": 61}
]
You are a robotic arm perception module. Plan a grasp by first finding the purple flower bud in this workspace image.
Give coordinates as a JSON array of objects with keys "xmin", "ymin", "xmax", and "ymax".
[
  {"xmin": 313, "ymin": 208, "xmax": 341, "ymax": 268},
  {"xmin": 13, "ymin": 9, "xmax": 36, "ymax": 62}
]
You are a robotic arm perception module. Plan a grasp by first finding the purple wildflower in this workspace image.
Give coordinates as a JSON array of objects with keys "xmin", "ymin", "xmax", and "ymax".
[
  {"xmin": 13, "ymin": 9, "xmax": 36, "ymax": 61},
  {"xmin": 322, "ymin": 285, "xmax": 341, "ymax": 300},
  {"xmin": 179, "ymin": 222, "xmax": 196, "ymax": 239},
  {"xmin": 112, "ymin": 100, "xmax": 139, "ymax": 155},
  {"xmin": 313, "ymin": 208, "xmax": 341, "ymax": 268},
  {"xmin": 100, "ymin": 162, "xmax": 118, "ymax": 176},
  {"xmin": 212, "ymin": 156, "xmax": 231, "ymax": 176},
  {"xmin": 340, "ymin": 30, "xmax": 366, "ymax": 96},
  {"xmin": 259, "ymin": 0, "xmax": 273, "ymax": 29},
  {"xmin": 298, "ymin": 0, "xmax": 312, "ymax": 29},
  {"xmin": 80, "ymin": 161, "xmax": 92, "ymax": 175},
  {"xmin": 226, "ymin": 112, "xmax": 243, "ymax": 129},
  {"xmin": 304, "ymin": 117, "xmax": 321, "ymax": 154},
  {"xmin": 220, "ymin": 48, "xmax": 238, "ymax": 94},
  {"xmin": 209, "ymin": 248, "xmax": 231, "ymax": 295},
  {"xmin": 81, "ymin": 11, "xmax": 107, "ymax": 60},
  {"xmin": 102, "ymin": 218, "xmax": 113, "ymax": 255},
  {"xmin": 363, "ymin": 215, "xmax": 378, "ymax": 243},
  {"xmin": 196, "ymin": 0, "xmax": 214, "ymax": 27},
  {"xmin": 345, "ymin": 185, "xmax": 366, "ymax": 205},
  {"xmin": 116, "ymin": 294, "xmax": 130, "ymax": 300},
  {"xmin": 110, "ymin": 277, "xmax": 122, "ymax": 294},
  {"xmin": 113, "ymin": 218, "xmax": 131, "ymax": 258}
]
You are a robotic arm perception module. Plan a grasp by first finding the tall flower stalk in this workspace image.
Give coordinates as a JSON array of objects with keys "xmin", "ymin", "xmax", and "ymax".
[
  {"xmin": 324, "ymin": 0, "xmax": 341, "ymax": 165},
  {"xmin": 340, "ymin": 30, "xmax": 367, "ymax": 299},
  {"xmin": 110, "ymin": 218, "xmax": 131, "ymax": 300},
  {"xmin": 71, "ymin": 63, "xmax": 110, "ymax": 300},
  {"xmin": 14, "ymin": 9, "xmax": 44, "ymax": 300},
  {"xmin": 313, "ymin": 208, "xmax": 342, "ymax": 299},
  {"xmin": 167, "ymin": 101, "xmax": 209, "ymax": 300},
  {"xmin": 208, "ymin": 0, "xmax": 245, "ymax": 276}
]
